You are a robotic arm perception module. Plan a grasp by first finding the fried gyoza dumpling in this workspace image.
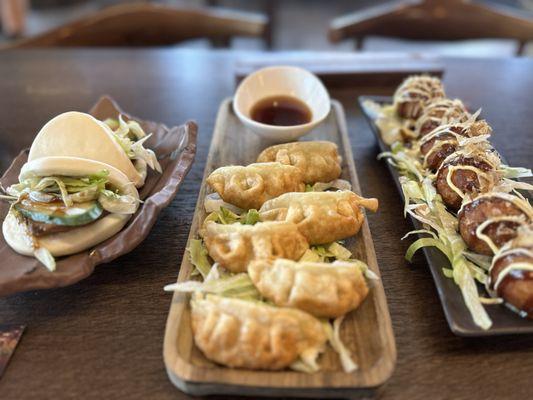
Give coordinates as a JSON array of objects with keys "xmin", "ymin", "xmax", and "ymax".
[
  {"xmin": 191, "ymin": 295, "xmax": 326, "ymax": 370},
  {"xmin": 256, "ymin": 141, "xmax": 342, "ymax": 184},
  {"xmin": 201, "ymin": 221, "xmax": 309, "ymax": 273},
  {"xmin": 249, "ymin": 258, "xmax": 369, "ymax": 318},
  {"xmin": 259, "ymin": 191, "xmax": 378, "ymax": 244},
  {"xmin": 206, "ymin": 162, "xmax": 305, "ymax": 210}
]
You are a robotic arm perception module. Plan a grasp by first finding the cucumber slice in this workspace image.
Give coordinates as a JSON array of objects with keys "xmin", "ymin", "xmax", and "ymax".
[{"xmin": 15, "ymin": 199, "xmax": 103, "ymax": 226}]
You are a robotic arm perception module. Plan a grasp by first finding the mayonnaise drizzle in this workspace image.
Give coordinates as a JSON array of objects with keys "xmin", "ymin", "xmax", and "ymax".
[
  {"xmin": 475, "ymin": 215, "xmax": 529, "ymax": 254},
  {"xmin": 445, "ymin": 165, "xmax": 492, "ymax": 199},
  {"xmin": 423, "ymin": 139, "xmax": 457, "ymax": 167},
  {"xmin": 492, "ymin": 262, "xmax": 533, "ymax": 292}
]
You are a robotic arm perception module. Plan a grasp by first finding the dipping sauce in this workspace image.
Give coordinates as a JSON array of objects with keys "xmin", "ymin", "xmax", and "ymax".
[{"xmin": 250, "ymin": 95, "xmax": 312, "ymax": 126}]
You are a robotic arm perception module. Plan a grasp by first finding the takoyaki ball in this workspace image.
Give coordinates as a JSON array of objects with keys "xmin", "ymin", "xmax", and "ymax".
[
  {"xmin": 420, "ymin": 120, "xmax": 492, "ymax": 171},
  {"xmin": 393, "ymin": 76, "xmax": 445, "ymax": 120},
  {"xmin": 420, "ymin": 132, "xmax": 459, "ymax": 170},
  {"xmin": 465, "ymin": 119, "xmax": 492, "ymax": 137},
  {"xmin": 489, "ymin": 228, "xmax": 533, "ymax": 318},
  {"xmin": 458, "ymin": 194, "xmax": 531, "ymax": 255},
  {"xmin": 415, "ymin": 98, "xmax": 470, "ymax": 138},
  {"xmin": 435, "ymin": 155, "xmax": 494, "ymax": 210}
]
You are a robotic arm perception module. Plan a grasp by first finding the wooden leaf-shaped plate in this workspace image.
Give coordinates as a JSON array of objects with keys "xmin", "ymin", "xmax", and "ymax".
[{"xmin": 0, "ymin": 96, "xmax": 197, "ymax": 297}]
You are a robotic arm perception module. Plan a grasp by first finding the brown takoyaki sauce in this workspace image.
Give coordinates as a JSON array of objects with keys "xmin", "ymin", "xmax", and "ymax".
[
  {"xmin": 394, "ymin": 76, "xmax": 445, "ymax": 120},
  {"xmin": 491, "ymin": 251, "xmax": 533, "ymax": 318},
  {"xmin": 420, "ymin": 132, "xmax": 458, "ymax": 170},
  {"xmin": 436, "ymin": 156, "xmax": 493, "ymax": 210},
  {"xmin": 458, "ymin": 197, "xmax": 527, "ymax": 255},
  {"xmin": 417, "ymin": 101, "xmax": 469, "ymax": 138}
]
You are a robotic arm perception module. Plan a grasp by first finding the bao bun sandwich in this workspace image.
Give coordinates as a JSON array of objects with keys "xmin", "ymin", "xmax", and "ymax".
[
  {"xmin": 29, "ymin": 111, "xmax": 161, "ymax": 188},
  {"xmin": 2, "ymin": 156, "xmax": 139, "ymax": 271}
]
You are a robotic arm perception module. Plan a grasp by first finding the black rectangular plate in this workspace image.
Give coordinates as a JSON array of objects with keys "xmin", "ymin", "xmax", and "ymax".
[{"xmin": 358, "ymin": 95, "xmax": 533, "ymax": 336}]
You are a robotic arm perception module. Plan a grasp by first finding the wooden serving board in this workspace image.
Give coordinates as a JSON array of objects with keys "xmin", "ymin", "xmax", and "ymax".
[{"xmin": 163, "ymin": 98, "xmax": 396, "ymax": 398}]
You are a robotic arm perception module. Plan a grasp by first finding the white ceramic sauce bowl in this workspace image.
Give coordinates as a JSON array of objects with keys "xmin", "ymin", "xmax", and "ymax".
[{"xmin": 233, "ymin": 66, "xmax": 331, "ymax": 141}]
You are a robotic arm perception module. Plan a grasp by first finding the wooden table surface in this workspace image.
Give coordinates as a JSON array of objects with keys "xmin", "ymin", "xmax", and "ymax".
[{"xmin": 0, "ymin": 49, "xmax": 531, "ymax": 400}]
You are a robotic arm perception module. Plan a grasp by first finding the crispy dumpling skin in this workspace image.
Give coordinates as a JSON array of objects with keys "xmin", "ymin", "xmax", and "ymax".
[
  {"xmin": 249, "ymin": 258, "xmax": 369, "ymax": 318},
  {"xmin": 256, "ymin": 141, "xmax": 342, "ymax": 184},
  {"xmin": 259, "ymin": 191, "xmax": 378, "ymax": 245},
  {"xmin": 201, "ymin": 221, "xmax": 309, "ymax": 273},
  {"xmin": 191, "ymin": 295, "xmax": 326, "ymax": 370},
  {"xmin": 206, "ymin": 162, "xmax": 305, "ymax": 210}
]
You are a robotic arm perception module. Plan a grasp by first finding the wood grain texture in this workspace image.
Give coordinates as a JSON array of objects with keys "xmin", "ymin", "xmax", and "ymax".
[
  {"xmin": 0, "ymin": 50, "xmax": 531, "ymax": 400},
  {"xmin": 328, "ymin": 0, "xmax": 533, "ymax": 55},
  {"xmin": 163, "ymin": 99, "xmax": 396, "ymax": 397},
  {"xmin": 2, "ymin": 3, "xmax": 267, "ymax": 49}
]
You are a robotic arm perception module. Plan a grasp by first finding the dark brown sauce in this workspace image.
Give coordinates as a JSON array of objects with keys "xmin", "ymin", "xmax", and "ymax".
[{"xmin": 250, "ymin": 95, "xmax": 312, "ymax": 126}]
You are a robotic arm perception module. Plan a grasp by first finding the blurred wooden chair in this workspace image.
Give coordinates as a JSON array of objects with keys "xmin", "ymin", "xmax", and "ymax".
[
  {"xmin": 206, "ymin": 0, "xmax": 275, "ymax": 49},
  {"xmin": 0, "ymin": 0, "xmax": 28, "ymax": 37},
  {"xmin": 328, "ymin": 0, "xmax": 533, "ymax": 55},
  {"xmin": 2, "ymin": 2, "xmax": 268, "ymax": 49}
]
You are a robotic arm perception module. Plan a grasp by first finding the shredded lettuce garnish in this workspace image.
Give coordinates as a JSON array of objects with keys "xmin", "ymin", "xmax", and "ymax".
[
  {"xmin": 4, "ymin": 170, "xmax": 138, "ymax": 216},
  {"xmin": 7, "ymin": 171, "xmax": 109, "ymax": 204},
  {"xmin": 164, "ymin": 263, "xmax": 261, "ymax": 301},
  {"xmin": 1, "ymin": 170, "xmax": 138, "ymax": 272},
  {"xmin": 375, "ymin": 110, "xmax": 501, "ymax": 330},
  {"xmin": 500, "ymin": 165, "xmax": 533, "ymax": 179},
  {"xmin": 463, "ymin": 251, "xmax": 492, "ymax": 271},
  {"xmin": 328, "ymin": 242, "xmax": 352, "ymax": 260},
  {"xmin": 400, "ymin": 177, "xmax": 492, "ymax": 329},
  {"xmin": 301, "ymin": 242, "xmax": 352, "ymax": 262},
  {"xmin": 187, "ymin": 239, "xmax": 212, "ymax": 279},
  {"xmin": 322, "ymin": 317, "xmax": 358, "ymax": 373},
  {"xmin": 241, "ymin": 209, "xmax": 260, "ymax": 225},
  {"xmin": 205, "ymin": 207, "xmax": 261, "ymax": 226},
  {"xmin": 98, "ymin": 190, "xmax": 138, "ymax": 214},
  {"xmin": 299, "ymin": 249, "xmax": 322, "ymax": 262},
  {"xmin": 104, "ymin": 115, "xmax": 162, "ymax": 173},
  {"xmin": 33, "ymin": 246, "xmax": 56, "ymax": 272},
  {"xmin": 204, "ymin": 192, "xmax": 243, "ymax": 214},
  {"xmin": 383, "ymin": 156, "xmax": 493, "ymax": 329},
  {"xmin": 290, "ymin": 347, "xmax": 323, "ymax": 373},
  {"xmin": 306, "ymin": 179, "xmax": 352, "ymax": 192}
]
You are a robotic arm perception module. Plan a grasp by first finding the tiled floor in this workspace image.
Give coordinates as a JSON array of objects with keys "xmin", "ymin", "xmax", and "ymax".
[{"xmin": 3, "ymin": 0, "xmax": 533, "ymax": 56}]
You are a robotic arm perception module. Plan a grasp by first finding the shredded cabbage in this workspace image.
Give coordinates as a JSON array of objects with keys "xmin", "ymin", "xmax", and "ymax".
[
  {"xmin": 398, "ymin": 169, "xmax": 493, "ymax": 329},
  {"xmin": 204, "ymin": 192, "xmax": 243, "ymax": 214},
  {"xmin": 164, "ymin": 270, "xmax": 260, "ymax": 300},
  {"xmin": 290, "ymin": 342, "xmax": 325, "ymax": 373},
  {"xmin": 322, "ymin": 317, "xmax": 358, "ymax": 373},
  {"xmin": 187, "ymin": 239, "xmax": 212, "ymax": 279},
  {"xmin": 104, "ymin": 115, "xmax": 162, "ymax": 172},
  {"xmin": 205, "ymin": 206, "xmax": 261, "ymax": 226},
  {"xmin": 463, "ymin": 251, "xmax": 492, "ymax": 271},
  {"xmin": 98, "ymin": 190, "xmax": 138, "ymax": 214},
  {"xmin": 7, "ymin": 171, "xmax": 110, "ymax": 207},
  {"xmin": 500, "ymin": 165, "xmax": 533, "ymax": 179},
  {"xmin": 304, "ymin": 242, "xmax": 355, "ymax": 263},
  {"xmin": 34, "ymin": 246, "xmax": 56, "ymax": 272},
  {"xmin": 299, "ymin": 249, "xmax": 323, "ymax": 262},
  {"xmin": 327, "ymin": 242, "xmax": 352, "ymax": 260},
  {"xmin": 309, "ymin": 179, "xmax": 352, "ymax": 192},
  {"xmin": 241, "ymin": 209, "xmax": 260, "ymax": 225},
  {"xmin": 340, "ymin": 260, "xmax": 379, "ymax": 280},
  {"xmin": 6, "ymin": 170, "xmax": 138, "ymax": 216},
  {"xmin": 290, "ymin": 359, "xmax": 319, "ymax": 373}
]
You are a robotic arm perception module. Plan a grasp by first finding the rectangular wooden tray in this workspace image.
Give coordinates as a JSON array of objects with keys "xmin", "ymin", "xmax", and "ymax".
[
  {"xmin": 163, "ymin": 98, "xmax": 396, "ymax": 398},
  {"xmin": 358, "ymin": 95, "xmax": 533, "ymax": 336}
]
